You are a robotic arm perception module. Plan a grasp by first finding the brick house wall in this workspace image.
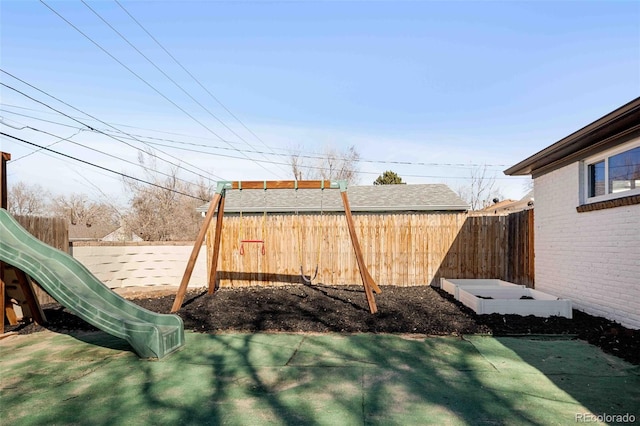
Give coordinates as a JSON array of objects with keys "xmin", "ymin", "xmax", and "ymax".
[{"xmin": 534, "ymin": 163, "xmax": 640, "ymax": 329}]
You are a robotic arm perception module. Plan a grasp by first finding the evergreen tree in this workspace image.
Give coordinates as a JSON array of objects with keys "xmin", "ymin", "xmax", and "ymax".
[{"xmin": 373, "ymin": 170, "xmax": 403, "ymax": 185}]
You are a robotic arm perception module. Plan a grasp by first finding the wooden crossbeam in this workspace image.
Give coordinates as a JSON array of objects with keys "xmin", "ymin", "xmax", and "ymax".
[{"xmin": 229, "ymin": 180, "xmax": 339, "ymax": 190}]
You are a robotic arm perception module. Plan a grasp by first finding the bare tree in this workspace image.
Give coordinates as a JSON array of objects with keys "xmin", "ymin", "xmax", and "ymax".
[
  {"xmin": 122, "ymin": 152, "xmax": 212, "ymax": 241},
  {"xmin": 8, "ymin": 181, "xmax": 50, "ymax": 216},
  {"xmin": 457, "ymin": 165, "xmax": 503, "ymax": 210},
  {"xmin": 290, "ymin": 149, "xmax": 306, "ymax": 182},
  {"xmin": 290, "ymin": 145, "xmax": 361, "ymax": 185},
  {"xmin": 51, "ymin": 193, "xmax": 119, "ymax": 227}
]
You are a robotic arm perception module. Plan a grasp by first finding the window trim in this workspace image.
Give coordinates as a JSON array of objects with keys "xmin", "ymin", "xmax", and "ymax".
[{"xmin": 581, "ymin": 138, "xmax": 640, "ymax": 205}]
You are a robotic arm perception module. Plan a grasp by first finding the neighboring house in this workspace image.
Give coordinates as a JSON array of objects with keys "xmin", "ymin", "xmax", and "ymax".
[
  {"xmin": 478, "ymin": 191, "xmax": 534, "ymax": 215},
  {"xmin": 196, "ymin": 183, "xmax": 469, "ymax": 214},
  {"xmin": 69, "ymin": 223, "xmax": 142, "ymax": 243},
  {"xmin": 102, "ymin": 226, "xmax": 143, "ymax": 242},
  {"xmin": 505, "ymin": 97, "xmax": 640, "ymax": 329}
]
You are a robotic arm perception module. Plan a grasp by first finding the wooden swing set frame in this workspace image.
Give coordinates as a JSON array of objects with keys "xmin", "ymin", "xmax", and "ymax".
[{"xmin": 171, "ymin": 180, "xmax": 381, "ymax": 314}]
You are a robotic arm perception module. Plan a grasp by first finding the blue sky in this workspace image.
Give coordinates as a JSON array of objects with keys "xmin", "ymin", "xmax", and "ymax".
[{"xmin": 1, "ymin": 0, "xmax": 638, "ymax": 204}]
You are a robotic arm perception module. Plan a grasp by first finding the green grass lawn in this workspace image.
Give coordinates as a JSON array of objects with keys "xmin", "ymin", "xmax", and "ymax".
[{"xmin": 1, "ymin": 331, "xmax": 638, "ymax": 425}]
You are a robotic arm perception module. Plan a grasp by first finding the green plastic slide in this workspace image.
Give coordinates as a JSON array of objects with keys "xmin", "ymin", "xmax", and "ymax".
[{"xmin": 0, "ymin": 209, "xmax": 184, "ymax": 359}]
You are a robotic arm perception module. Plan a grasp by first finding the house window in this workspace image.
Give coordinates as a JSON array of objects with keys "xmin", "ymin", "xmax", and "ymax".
[
  {"xmin": 583, "ymin": 140, "xmax": 640, "ymax": 203},
  {"xmin": 588, "ymin": 160, "xmax": 605, "ymax": 197},
  {"xmin": 608, "ymin": 147, "xmax": 640, "ymax": 194}
]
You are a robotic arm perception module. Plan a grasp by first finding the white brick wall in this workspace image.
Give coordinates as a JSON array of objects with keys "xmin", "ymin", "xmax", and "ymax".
[
  {"xmin": 534, "ymin": 162, "xmax": 640, "ymax": 329},
  {"xmin": 71, "ymin": 244, "xmax": 208, "ymax": 289}
]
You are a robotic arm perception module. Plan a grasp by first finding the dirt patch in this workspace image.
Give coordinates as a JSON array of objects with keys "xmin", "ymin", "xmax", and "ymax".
[{"xmin": 7, "ymin": 285, "xmax": 639, "ymax": 365}]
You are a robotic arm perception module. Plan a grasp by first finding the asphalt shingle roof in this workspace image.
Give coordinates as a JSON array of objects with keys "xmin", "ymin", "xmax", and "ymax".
[{"xmin": 197, "ymin": 184, "xmax": 468, "ymax": 213}]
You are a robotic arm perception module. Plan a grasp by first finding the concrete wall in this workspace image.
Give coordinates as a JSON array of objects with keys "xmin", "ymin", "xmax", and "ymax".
[
  {"xmin": 71, "ymin": 242, "xmax": 208, "ymax": 289},
  {"xmin": 534, "ymin": 163, "xmax": 640, "ymax": 329}
]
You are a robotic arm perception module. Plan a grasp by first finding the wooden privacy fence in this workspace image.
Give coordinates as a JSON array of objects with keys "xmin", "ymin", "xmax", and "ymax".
[
  {"xmin": 14, "ymin": 215, "xmax": 69, "ymax": 304},
  {"xmin": 205, "ymin": 209, "xmax": 534, "ymax": 288},
  {"xmin": 438, "ymin": 210, "xmax": 534, "ymax": 287}
]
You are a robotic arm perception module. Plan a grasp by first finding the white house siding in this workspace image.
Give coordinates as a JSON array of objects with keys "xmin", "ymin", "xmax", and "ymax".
[
  {"xmin": 535, "ymin": 162, "xmax": 640, "ymax": 329},
  {"xmin": 71, "ymin": 243, "xmax": 208, "ymax": 289}
]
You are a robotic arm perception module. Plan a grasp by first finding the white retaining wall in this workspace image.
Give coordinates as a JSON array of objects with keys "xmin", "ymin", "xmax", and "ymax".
[
  {"xmin": 71, "ymin": 243, "xmax": 208, "ymax": 289},
  {"xmin": 534, "ymin": 163, "xmax": 640, "ymax": 329}
]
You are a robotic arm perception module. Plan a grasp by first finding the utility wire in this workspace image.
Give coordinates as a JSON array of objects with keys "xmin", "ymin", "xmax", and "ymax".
[
  {"xmin": 9, "ymin": 120, "xmax": 201, "ymax": 187},
  {"xmin": 137, "ymin": 139, "xmax": 523, "ymax": 180},
  {"xmin": 41, "ymin": 0, "xmax": 278, "ymax": 178},
  {"xmin": 1, "ymin": 132, "xmax": 206, "ymax": 200},
  {"xmin": 0, "ymin": 71, "xmax": 223, "ymax": 181},
  {"xmin": 1, "ymin": 107, "xmax": 512, "ymax": 169},
  {"xmin": 83, "ymin": 0, "xmax": 289, "ymax": 178},
  {"xmin": 12, "ymin": 127, "xmax": 84, "ymax": 162},
  {"xmin": 0, "ymin": 119, "xmax": 27, "ymax": 130},
  {"xmin": 113, "ymin": 0, "xmax": 285, "ymax": 166},
  {"xmin": 14, "ymin": 142, "xmax": 185, "ymax": 210}
]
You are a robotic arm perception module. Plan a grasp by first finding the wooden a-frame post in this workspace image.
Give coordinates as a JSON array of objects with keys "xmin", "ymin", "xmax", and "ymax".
[
  {"xmin": 1, "ymin": 152, "xmax": 9, "ymax": 334},
  {"xmin": 171, "ymin": 180, "xmax": 381, "ymax": 314},
  {"xmin": 1, "ymin": 152, "xmax": 47, "ymax": 336}
]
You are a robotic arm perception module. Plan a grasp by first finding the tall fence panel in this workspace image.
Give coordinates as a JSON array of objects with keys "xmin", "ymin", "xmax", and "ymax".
[
  {"xmin": 436, "ymin": 215, "xmax": 509, "ymax": 280},
  {"xmin": 506, "ymin": 209, "xmax": 535, "ymax": 287},
  {"xmin": 14, "ymin": 215, "xmax": 69, "ymax": 304},
  {"xmin": 206, "ymin": 210, "xmax": 534, "ymax": 288}
]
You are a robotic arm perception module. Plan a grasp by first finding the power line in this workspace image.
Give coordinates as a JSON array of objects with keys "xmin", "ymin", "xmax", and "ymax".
[
  {"xmin": 113, "ymin": 0, "xmax": 285, "ymax": 166},
  {"xmin": 1, "ymin": 106, "xmax": 512, "ymax": 169},
  {"xmin": 134, "ymin": 139, "xmax": 524, "ymax": 181},
  {"xmin": 41, "ymin": 0, "xmax": 279, "ymax": 179},
  {"xmin": 1, "ymin": 132, "xmax": 207, "ymax": 200},
  {"xmin": 12, "ymin": 142, "xmax": 192, "ymax": 210},
  {"xmin": 11, "ymin": 127, "xmax": 84, "ymax": 162},
  {"xmin": 0, "ymin": 70, "xmax": 223, "ymax": 181},
  {"xmin": 7, "ymin": 120, "xmax": 201, "ymax": 187},
  {"xmin": 82, "ymin": 0, "xmax": 289, "ymax": 178}
]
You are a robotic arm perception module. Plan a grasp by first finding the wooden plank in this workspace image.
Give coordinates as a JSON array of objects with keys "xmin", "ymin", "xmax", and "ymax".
[
  {"xmin": 341, "ymin": 192, "xmax": 378, "ymax": 313},
  {"xmin": 1, "ymin": 151, "xmax": 10, "ymax": 210},
  {"xmin": 0, "ymin": 331, "xmax": 18, "ymax": 339},
  {"xmin": 208, "ymin": 195, "xmax": 226, "ymax": 294},
  {"xmin": 0, "ymin": 261, "xmax": 4, "ymax": 333},
  {"xmin": 171, "ymin": 192, "xmax": 222, "ymax": 312},
  {"xmin": 230, "ymin": 180, "xmax": 334, "ymax": 190},
  {"xmin": 528, "ymin": 209, "xmax": 535, "ymax": 287},
  {"xmin": 1, "ymin": 153, "xmax": 12, "ymax": 330},
  {"xmin": 14, "ymin": 270, "xmax": 46, "ymax": 324}
]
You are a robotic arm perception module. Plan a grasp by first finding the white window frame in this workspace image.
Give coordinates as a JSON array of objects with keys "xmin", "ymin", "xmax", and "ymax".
[{"xmin": 582, "ymin": 138, "xmax": 640, "ymax": 204}]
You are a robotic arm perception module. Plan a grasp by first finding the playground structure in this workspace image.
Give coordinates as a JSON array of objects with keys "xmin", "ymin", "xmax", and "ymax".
[
  {"xmin": 171, "ymin": 180, "xmax": 382, "ymax": 314},
  {"xmin": 0, "ymin": 152, "xmax": 184, "ymax": 358}
]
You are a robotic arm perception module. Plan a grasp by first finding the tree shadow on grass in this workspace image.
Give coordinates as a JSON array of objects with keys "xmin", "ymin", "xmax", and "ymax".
[
  {"xmin": 494, "ymin": 336, "xmax": 640, "ymax": 422},
  {"xmin": 5, "ymin": 330, "xmax": 613, "ymax": 425}
]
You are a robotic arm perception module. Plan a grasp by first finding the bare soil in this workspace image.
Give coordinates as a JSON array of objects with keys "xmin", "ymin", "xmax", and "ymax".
[{"xmin": 8, "ymin": 285, "xmax": 639, "ymax": 365}]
